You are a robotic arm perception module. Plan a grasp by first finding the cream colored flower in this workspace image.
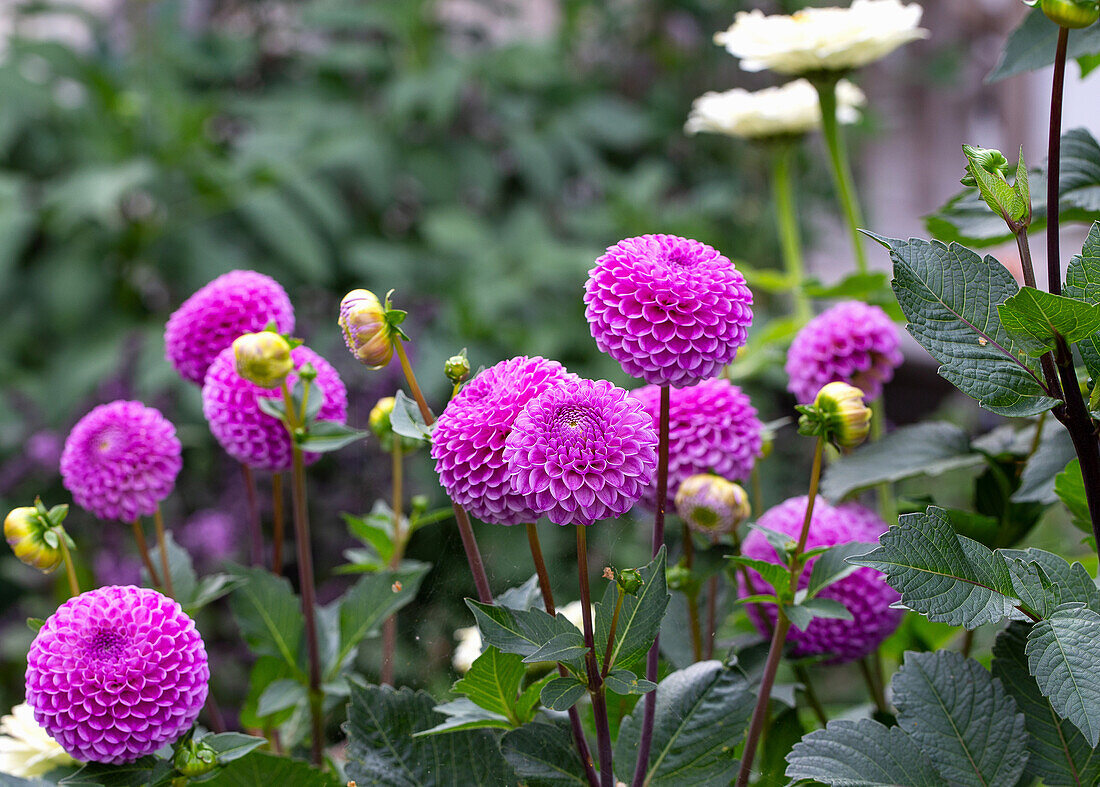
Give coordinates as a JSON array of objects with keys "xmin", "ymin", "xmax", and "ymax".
[
  {"xmin": 0, "ymin": 703, "xmax": 75, "ymax": 778},
  {"xmin": 559, "ymin": 600, "xmax": 589, "ymax": 631},
  {"xmin": 715, "ymin": 0, "xmax": 928, "ymax": 76},
  {"xmin": 452, "ymin": 625, "xmax": 483, "ymax": 674},
  {"xmin": 685, "ymin": 79, "xmax": 865, "ymax": 140}
]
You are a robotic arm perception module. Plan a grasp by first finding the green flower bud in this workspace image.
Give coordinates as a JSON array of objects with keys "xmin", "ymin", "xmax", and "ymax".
[
  {"xmin": 666, "ymin": 561, "xmax": 698, "ymax": 596},
  {"xmin": 368, "ymin": 396, "xmax": 421, "ymax": 454},
  {"xmin": 616, "ymin": 567, "xmax": 644, "ymax": 596},
  {"xmin": 959, "ymin": 146, "xmax": 1010, "ymax": 187},
  {"xmin": 444, "ymin": 351, "xmax": 471, "ymax": 385},
  {"xmin": 797, "ymin": 381, "xmax": 872, "ymax": 450},
  {"xmin": 173, "ymin": 738, "xmax": 218, "ymax": 778},
  {"xmin": 232, "ymin": 332, "xmax": 293, "ymax": 388},
  {"xmin": 4, "ymin": 507, "xmax": 63, "ymax": 573},
  {"xmin": 1041, "ymin": 0, "xmax": 1099, "ymax": 28},
  {"xmin": 674, "ymin": 474, "xmax": 750, "ymax": 539},
  {"xmin": 339, "ymin": 289, "xmax": 404, "ymax": 369}
]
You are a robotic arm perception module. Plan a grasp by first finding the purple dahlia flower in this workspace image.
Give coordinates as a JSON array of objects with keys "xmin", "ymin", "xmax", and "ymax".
[
  {"xmin": 165, "ymin": 270, "xmax": 295, "ymax": 386},
  {"xmin": 202, "ymin": 344, "xmax": 348, "ymax": 472},
  {"xmin": 740, "ymin": 496, "xmax": 902, "ymax": 664},
  {"xmin": 25, "ymin": 585, "xmax": 209, "ymax": 764},
  {"xmin": 432, "ymin": 356, "xmax": 576, "ymax": 525},
  {"xmin": 178, "ymin": 509, "xmax": 240, "ymax": 567},
  {"xmin": 631, "ymin": 379, "xmax": 763, "ymax": 508},
  {"xmin": 61, "ymin": 401, "xmax": 182, "ymax": 522},
  {"xmin": 505, "ymin": 378, "xmax": 658, "ymax": 526},
  {"xmin": 584, "ymin": 234, "xmax": 753, "ymax": 387},
  {"xmin": 785, "ymin": 300, "xmax": 902, "ymax": 404}
]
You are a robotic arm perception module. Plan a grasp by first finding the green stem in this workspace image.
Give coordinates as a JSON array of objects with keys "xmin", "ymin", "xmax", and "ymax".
[
  {"xmin": 381, "ymin": 443, "xmax": 404, "ymax": 687},
  {"xmin": 577, "ymin": 526, "xmax": 614, "ymax": 787},
  {"xmin": 771, "ymin": 143, "xmax": 811, "ymax": 321},
  {"xmin": 601, "ymin": 591, "xmax": 625, "ymax": 680},
  {"xmin": 814, "ymin": 77, "xmax": 869, "ymax": 274},
  {"xmin": 870, "ymin": 398, "xmax": 894, "ymax": 523},
  {"xmin": 58, "ymin": 535, "xmax": 79, "ymax": 597},
  {"xmin": 153, "ymin": 506, "xmax": 174, "ymax": 598},
  {"xmin": 682, "ymin": 523, "xmax": 702, "ymax": 662},
  {"xmin": 793, "ymin": 665, "xmax": 828, "ymax": 728},
  {"xmin": 859, "ymin": 655, "xmax": 890, "ymax": 715},
  {"xmin": 130, "ymin": 517, "xmax": 160, "ymax": 589}
]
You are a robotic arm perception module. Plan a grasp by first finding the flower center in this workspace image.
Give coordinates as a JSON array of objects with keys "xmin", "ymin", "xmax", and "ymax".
[
  {"xmin": 93, "ymin": 425, "xmax": 125, "ymax": 458},
  {"xmin": 85, "ymin": 628, "xmax": 129, "ymax": 661},
  {"xmin": 554, "ymin": 406, "xmax": 600, "ymax": 438}
]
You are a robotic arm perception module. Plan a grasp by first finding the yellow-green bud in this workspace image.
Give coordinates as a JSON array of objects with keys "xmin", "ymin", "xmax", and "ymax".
[
  {"xmin": 444, "ymin": 352, "xmax": 471, "ymax": 385},
  {"xmin": 369, "ymin": 396, "xmax": 421, "ymax": 454},
  {"xmin": 339, "ymin": 289, "xmax": 398, "ymax": 369},
  {"xmin": 801, "ymin": 381, "xmax": 872, "ymax": 449},
  {"xmin": 173, "ymin": 738, "xmax": 218, "ymax": 778},
  {"xmin": 4, "ymin": 507, "xmax": 63, "ymax": 573},
  {"xmin": 1041, "ymin": 0, "xmax": 1099, "ymax": 28},
  {"xmin": 616, "ymin": 567, "xmax": 645, "ymax": 596},
  {"xmin": 232, "ymin": 332, "xmax": 293, "ymax": 388},
  {"xmin": 666, "ymin": 561, "xmax": 698, "ymax": 596},
  {"xmin": 674, "ymin": 474, "xmax": 750, "ymax": 539}
]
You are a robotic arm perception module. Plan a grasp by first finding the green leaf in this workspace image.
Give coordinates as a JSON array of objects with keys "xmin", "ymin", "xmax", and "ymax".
[
  {"xmin": 1001, "ymin": 547, "xmax": 1100, "ymax": 612},
  {"xmin": 453, "ymin": 646, "xmax": 525, "ymax": 723},
  {"xmin": 145, "ymin": 531, "xmax": 197, "ymax": 605},
  {"xmin": 412, "ymin": 698, "xmax": 512, "ymax": 736},
  {"xmin": 344, "ymin": 682, "xmax": 517, "ymax": 786},
  {"xmin": 999, "ymin": 286, "xmax": 1100, "ymax": 356},
  {"xmin": 1026, "ymin": 604, "xmax": 1100, "ymax": 746},
  {"xmin": 466, "ymin": 600, "xmax": 587, "ymax": 672},
  {"xmin": 200, "ymin": 732, "xmax": 268, "ymax": 765},
  {"xmin": 784, "ymin": 597, "xmax": 853, "ymax": 633},
  {"xmin": 1015, "ymin": 426, "xmax": 1076, "ymax": 504},
  {"xmin": 59, "ymin": 758, "xmax": 167, "ymax": 786},
  {"xmin": 786, "ymin": 719, "xmax": 948, "ymax": 786},
  {"xmin": 727, "ymin": 555, "xmax": 791, "ymax": 599},
  {"xmin": 989, "ymin": 8, "xmax": 1100, "ymax": 82},
  {"xmin": 540, "ymin": 676, "xmax": 587, "ymax": 711},
  {"xmin": 806, "ymin": 542, "xmax": 877, "ymax": 598},
  {"xmin": 614, "ymin": 660, "xmax": 754, "ymax": 786},
  {"xmin": 203, "ymin": 752, "xmax": 340, "ymax": 786},
  {"xmin": 821, "ymin": 422, "xmax": 984, "ymax": 500},
  {"xmin": 1056, "ymin": 459, "xmax": 1094, "ymax": 533},
  {"xmin": 296, "ymin": 420, "xmax": 368, "ymax": 453},
  {"xmin": 993, "ymin": 622, "xmax": 1100, "ymax": 786},
  {"xmin": 1064, "ymin": 222, "xmax": 1100, "ymax": 381},
  {"xmin": 501, "ymin": 722, "xmax": 588, "ymax": 787},
  {"xmin": 26, "ymin": 617, "xmax": 44, "ymax": 632},
  {"xmin": 852, "ymin": 507, "xmax": 1030, "ymax": 629},
  {"xmin": 963, "ymin": 144, "xmax": 1027, "ymax": 221},
  {"xmin": 239, "ymin": 656, "xmax": 298, "ymax": 728},
  {"xmin": 594, "ymin": 546, "xmax": 670, "ymax": 672},
  {"xmin": 257, "ymin": 396, "xmax": 288, "ymax": 422},
  {"xmin": 522, "ymin": 632, "xmax": 589, "ymax": 665},
  {"xmin": 893, "ymin": 650, "xmax": 1029, "ymax": 786},
  {"xmin": 390, "ymin": 389, "xmax": 434, "ymax": 442},
  {"xmin": 228, "ymin": 565, "xmax": 304, "ymax": 674},
  {"xmin": 872, "ymin": 233, "xmax": 1057, "ymax": 416},
  {"xmin": 516, "ymin": 673, "xmax": 553, "ymax": 724},
  {"xmin": 256, "ymin": 678, "xmax": 306, "ymax": 718},
  {"xmin": 603, "ymin": 668, "xmax": 657, "ymax": 696}
]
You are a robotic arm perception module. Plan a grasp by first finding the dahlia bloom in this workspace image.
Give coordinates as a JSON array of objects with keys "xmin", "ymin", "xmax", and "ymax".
[
  {"xmin": 61, "ymin": 401, "xmax": 182, "ymax": 522},
  {"xmin": 165, "ymin": 270, "xmax": 294, "ymax": 386},
  {"xmin": 631, "ymin": 379, "xmax": 763, "ymax": 508},
  {"xmin": 584, "ymin": 235, "xmax": 753, "ymax": 387},
  {"xmin": 505, "ymin": 378, "xmax": 658, "ymax": 526},
  {"xmin": 715, "ymin": 0, "xmax": 928, "ymax": 76},
  {"xmin": 0, "ymin": 703, "xmax": 74, "ymax": 778},
  {"xmin": 25, "ymin": 586, "xmax": 209, "ymax": 764},
  {"xmin": 202, "ymin": 344, "xmax": 348, "ymax": 472},
  {"xmin": 686, "ymin": 79, "xmax": 865, "ymax": 140},
  {"xmin": 432, "ymin": 356, "xmax": 576, "ymax": 526},
  {"xmin": 785, "ymin": 300, "xmax": 902, "ymax": 404},
  {"xmin": 740, "ymin": 497, "xmax": 902, "ymax": 663}
]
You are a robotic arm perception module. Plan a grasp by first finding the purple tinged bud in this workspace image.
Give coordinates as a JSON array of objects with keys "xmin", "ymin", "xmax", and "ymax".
[
  {"xmin": 674, "ymin": 474, "xmax": 750, "ymax": 539},
  {"xmin": 339, "ymin": 289, "xmax": 396, "ymax": 369}
]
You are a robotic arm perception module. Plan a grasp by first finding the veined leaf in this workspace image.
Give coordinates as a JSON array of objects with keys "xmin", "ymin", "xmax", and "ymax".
[
  {"xmin": 501, "ymin": 722, "xmax": 588, "ymax": 787},
  {"xmin": 1026, "ymin": 604, "xmax": 1100, "ymax": 746},
  {"xmin": 522, "ymin": 632, "xmax": 589, "ymax": 665},
  {"xmin": 604, "ymin": 669, "xmax": 656, "ymax": 697},
  {"xmin": 467, "ymin": 600, "xmax": 587, "ymax": 673},
  {"xmin": 806, "ymin": 542, "xmax": 877, "ymax": 598},
  {"xmin": 204, "ymin": 752, "xmax": 340, "ymax": 786},
  {"xmin": 786, "ymin": 719, "xmax": 948, "ymax": 786},
  {"xmin": 1014, "ymin": 426, "xmax": 1075, "ymax": 504},
  {"xmin": 998, "ymin": 287, "xmax": 1100, "ymax": 357},
  {"xmin": 727, "ymin": 555, "xmax": 791, "ymax": 598},
  {"xmin": 228, "ymin": 565, "xmax": 304, "ymax": 674},
  {"xmin": 453, "ymin": 646, "xmax": 525, "ymax": 723},
  {"xmin": 1055, "ymin": 459, "xmax": 1094, "ymax": 534},
  {"xmin": 1064, "ymin": 221, "xmax": 1100, "ymax": 381},
  {"xmin": 411, "ymin": 698, "xmax": 512, "ymax": 737},
  {"xmin": 540, "ymin": 676, "xmax": 587, "ymax": 712},
  {"xmin": 594, "ymin": 547, "xmax": 669, "ymax": 672},
  {"xmin": 990, "ymin": 9, "xmax": 1100, "ymax": 82}
]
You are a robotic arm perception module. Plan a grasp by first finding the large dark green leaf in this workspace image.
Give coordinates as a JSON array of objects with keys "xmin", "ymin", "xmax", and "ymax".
[
  {"xmin": 344, "ymin": 682, "xmax": 517, "ymax": 786},
  {"xmin": 501, "ymin": 722, "xmax": 589, "ymax": 787},
  {"xmin": 1026, "ymin": 604, "xmax": 1100, "ymax": 746},
  {"xmin": 1064, "ymin": 221, "xmax": 1100, "ymax": 380},
  {"xmin": 1014, "ymin": 426, "xmax": 1075, "ymax": 504},
  {"xmin": 993, "ymin": 622, "xmax": 1100, "ymax": 786},
  {"xmin": 594, "ymin": 547, "xmax": 669, "ymax": 673},
  {"xmin": 203, "ymin": 752, "xmax": 340, "ymax": 786},
  {"xmin": 989, "ymin": 9, "xmax": 1100, "ymax": 82},
  {"xmin": 228, "ymin": 565, "xmax": 304, "ymax": 674},
  {"xmin": 465, "ymin": 600, "xmax": 587, "ymax": 673},
  {"xmin": 452, "ymin": 646, "xmax": 526, "ymax": 724},
  {"xmin": 893, "ymin": 651, "xmax": 1029, "ymax": 787},
  {"xmin": 872, "ymin": 234, "xmax": 1057, "ymax": 417},
  {"xmin": 998, "ymin": 287, "xmax": 1100, "ymax": 357},
  {"xmin": 614, "ymin": 660, "xmax": 754, "ymax": 786},
  {"xmin": 786, "ymin": 720, "xmax": 948, "ymax": 786}
]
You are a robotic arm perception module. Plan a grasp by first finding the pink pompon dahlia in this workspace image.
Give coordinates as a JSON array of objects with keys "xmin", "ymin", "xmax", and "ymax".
[
  {"xmin": 165, "ymin": 270, "xmax": 295, "ymax": 386},
  {"xmin": 432, "ymin": 356, "xmax": 577, "ymax": 525},
  {"xmin": 785, "ymin": 300, "xmax": 902, "ymax": 404},
  {"xmin": 61, "ymin": 401, "xmax": 182, "ymax": 522},
  {"xmin": 584, "ymin": 234, "xmax": 753, "ymax": 387},
  {"xmin": 25, "ymin": 586, "xmax": 209, "ymax": 764},
  {"xmin": 505, "ymin": 378, "xmax": 658, "ymax": 526},
  {"xmin": 202, "ymin": 344, "xmax": 347, "ymax": 472},
  {"xmin": 740, "ymin": 496, "xmax": 901, "ymax": 664},
  {"xmin": 631, "ymin": 379, "xmax": 763, "ymax": 508}
]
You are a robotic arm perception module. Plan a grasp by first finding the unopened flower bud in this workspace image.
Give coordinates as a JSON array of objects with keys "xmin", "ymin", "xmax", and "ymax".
[
  {"xmin": 798, "ymin": 381, "xmax": 872, "ymax": 449},
  {"xmin": 675, "ymin": 474, "xmax": 750, "ymax": 539},
  {"xmin": 960, "ymin": 145, "xmax": 1010, "ymax": 186},
  {"xmin": 369, "ymin": 396, "xmax": 421, "ymax": 454},
  {"xmin": 1040, "ymin": 0, "xmax": 1099, "ymax": 29},
  {"xmin": 232, "ymin": 332, "xmax": 293, "ymax": 388},
  {"xmin": 445, "ymin": 351, "xmax": 471, "ymax": 385},
  {"xmin": 616, "ymin": 567, "xmax": 644, "ymax": 596},
  {"xmin": 666, "ymin": 562, "xmax": 698, "ymax": 596},
  {"xmin": 339, "ymin": 289, "xmax": 402, "ymax": 369},
  {"xmin": 4, "ymin": 507, "xmax": 63, "ymax": 573},
  {"xmin": 173, "ymin": 738, "xmax": 217, "ymax": 778}
]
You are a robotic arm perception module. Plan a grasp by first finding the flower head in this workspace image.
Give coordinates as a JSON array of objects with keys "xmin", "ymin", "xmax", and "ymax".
[
  {"xmin": 715, "ymin": 0, "xmax": 928, "ymax": 76},
  {"xmin": 232, "ymin": 332, "xmax": 293, "ymax": 389},
  {"xmin": 61, "ymin": 401, "xmax": 182, "ymax": 522},
  {"xmin": 674, "ymin": 474, "xmax": 751, "ymax": 539},
  {"xmin": 799, "ymin": 381, "xmax": 873, "ymax": 449},
  {"xmin": 432, "ymin": 356, "xmax": 576, "ymax": 526},
  {"xmin": 202, "ymin": 344, "xmax": 348, "ymax": 472},
  {"xmin": 631, "ymin": 379, "xmax": 763, "ymax": 508},
  {"xmin": 178, "ymin": 509, "xmax": 239, "ymax": 568},
  {"xmin": 165, "ymin": 270, "xmax": 294, "ymax": 386},
  {"xmin": 339, "ymin": 289, "xmax": 404, "ymax": 369},
  {"xmin": 584, "ymin": 235, "xmax": 753, "ymax": 387},
  {"xmin": 505, "ymin": 378, "xmax": 658, "ymax": 526},
  {"xmin": 786, "ymin": 300, "xmax": 902, "ymax": 404},
  {"xmin": 0, "ymin": 703, "xmax": 75, "ymax": 778},
  {"xmin": 740, "ymin": 497, "xmax": 901, "ymax": 663},
  {"xmin": 686, "ymin": 79, "xmax": 865, "ymax": 140},
  {"xmin": 25, "ymin": 586, "xmax": 209, "ymax": 764}
]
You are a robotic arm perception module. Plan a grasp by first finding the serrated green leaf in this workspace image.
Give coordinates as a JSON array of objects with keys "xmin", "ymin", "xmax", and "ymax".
[
  {"xmin": 614, "ymin": 660, "xmax": 754, "ymax": 786},
  {"xmin": 893, "ymin": 650, "xmax": 1029, "ymax": 786},
  {"xmin": 727, "ymin": 555, "xmax": 791, "ymax": 599},
  {"xmin": 852, "ymin": 507, "xmax": 1030, "ymax": 629},
  {"xmin": 821, "ymin": 421, "xmax": 984, "ymax": 500},
  {"xmin": 60, "ymin": 758, "xmax": 169, "ymax": 786},
  {"xmin": 1026, "ymin": 604, "xmax": 1100, "ymax": 746},
  {"xmin": 411, "ymin": 698, "xmax": 512, "ymax": 736},
  {"xmin": 963, "ymin": 145, "xmax": 1026, "ymax": 221},
  {"xmin": 344, "ymin": 682, "xmax": 517, "ymax": 786},
  {"xmin": 1064, "ymin": 222, "xmax": 1100, "ymax": 381},
  {"xmin": 453, "ymin": 646, "xmax": 525, "ymax": 723},
  {"xmin": 501, "ymin": 722, "xmax": 588, "ymax": 787},
  {"xmin": 594, "ymin": 546, "xmax": 669, "ymax": 672},
  {"xmin": 228, "ymin": 565, "xmax": 304, "ymax": 674},
  {"xmin": 994, "ymin": 622, "xmax": 1100, "ymax": 786},
  {"xmin": 872, "ymin": 233, "xmax": 1057, "ymax": 416},
  {"xmin": 540, "ymin": 676, "xmax": 587, "ymax": 711},
  {"xmin": 1002, "ymin": 547, "xmax": 1100, "ymax": 612},
  {"xmin": 786, "ymin": 719, "xmax": 948, "ymax": 786},
  {"xmin": 203, "ymin": 752, "xmax": 340, "ymax": 786},
  {"xmin": 604, "ymin": 669, "xmax": 656, "ymax": 696},
  {"xmin": 806, "ymin": 542, "xmax": 877, "ymax": 598},
  {"xmin": 990, "ymin": 8, "xmax": 1100, "ymax": 82},
  {"xmin": 522, "ymin": 632, "xmax": 589, "ymax": 665},
  {"xmin": 999, "ymin": 286, "xmax": 1100, "ymax": 356},
  {"xmin": 467, "ymin": 600, "xmax": 586, "ymax": 672}
]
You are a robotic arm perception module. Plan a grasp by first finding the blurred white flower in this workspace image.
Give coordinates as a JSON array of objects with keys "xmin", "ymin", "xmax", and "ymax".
[
  {"xmin": 685, "ymin": 79, "xmax": 866, "ymax": 140},
  {"xmin": 715, "ymin": 0, "xmax": 927, "ymax": 76},
  {"xmin": 559, "ymin": 600, "xmax": 590, "ymax": 631},
  {"xmin": 452, "ymin": 626, "xmax": 483, "ymax": 674},
  {"xmin": 0, "ymin": 703, "xmax": 75, "ymax": 778}
]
